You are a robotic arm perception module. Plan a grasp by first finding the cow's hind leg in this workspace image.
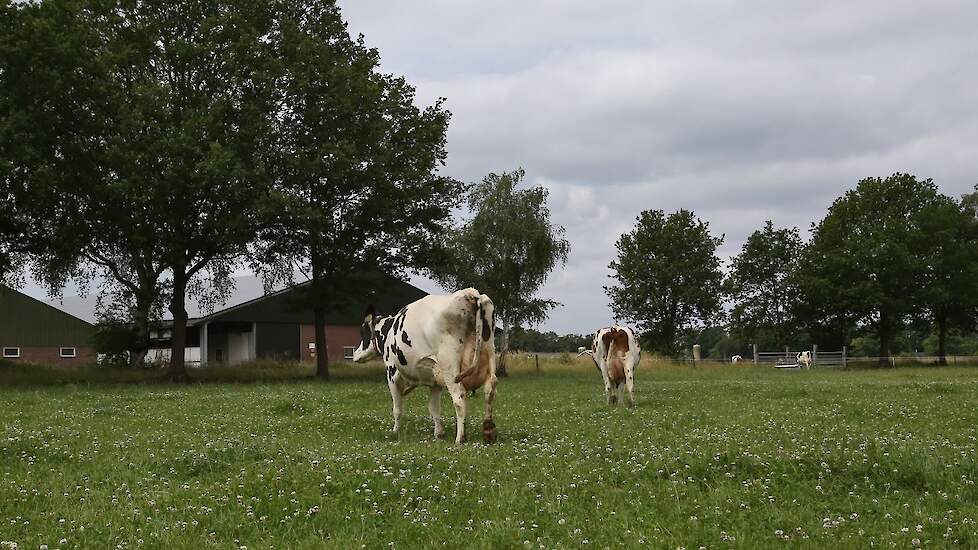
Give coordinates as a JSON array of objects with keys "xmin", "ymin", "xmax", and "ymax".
[
  {"xmin": 482, "ymin": 373, "xmax": 498, "ymax": 443},
  {"xmin": 428, "ymin": 386, "xmax": 445, "ymax": 439},
  {"xmin": 625, "ymin": 369, "xmax": 635, "ymax": 408},
  {"xmin": 602, "ymin": 373, "xmax": 615, "ymax": 406},
  {"xmin": 447, "ymin": 382, "xmax": 467, "ymax": 445}
]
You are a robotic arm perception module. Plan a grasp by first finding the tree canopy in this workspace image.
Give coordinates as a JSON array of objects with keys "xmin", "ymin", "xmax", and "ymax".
[
  {"xmin": 253, "ymin": 0, "xmax": 458, "ymax": 378},
  {"xmin": 607, "ymin": 209, "xmax": 724, "ymax": 355},
  {"xmin": 802, "ymin": 174, "xmax": 943, "ymax": 362},
  {"xmin": 427, "ymin": 169, "xmax": 570, "ymax": 375},
  {"xmin": 725, "ymin": 221, "xmax": 804, "ymax": 349},
  {"xmin": 1, "ymin": 0, "xmax": 280, "ymax": 380},
  {"xmin": 913, "ymin": 194, "xmax": 978, "ymax": 362}
]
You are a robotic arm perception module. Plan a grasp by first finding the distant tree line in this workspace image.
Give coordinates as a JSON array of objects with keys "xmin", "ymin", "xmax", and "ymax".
[
  {"xmin": 504, "ymin": 327, "xmax": 591, "ymax": 354},
  {"xmin": 608, "ymin": 174, "xmax": 978, "ymax": 365}
]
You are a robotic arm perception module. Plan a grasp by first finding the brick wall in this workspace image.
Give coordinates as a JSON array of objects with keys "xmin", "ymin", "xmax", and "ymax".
[
  {"xmin": 299, "ymin": 324, "xmax": 361, "ymax": 362},
  {"xmin": 3, "ymin": 346, "xmax": 97, "ymax": 365}
]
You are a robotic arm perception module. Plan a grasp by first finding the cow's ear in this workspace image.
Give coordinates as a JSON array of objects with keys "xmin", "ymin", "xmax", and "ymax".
[{"xmin": 364, "ymin": 304, "xmax": 376, "ymax": 324}]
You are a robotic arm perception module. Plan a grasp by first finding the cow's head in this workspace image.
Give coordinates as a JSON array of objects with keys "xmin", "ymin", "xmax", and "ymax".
[{"xmin": 352, "ymin": 305, "xmax": 379, "ymax": 362}]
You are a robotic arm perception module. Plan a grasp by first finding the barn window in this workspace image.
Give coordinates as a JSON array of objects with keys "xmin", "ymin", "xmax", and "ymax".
[
  {"xmin": 343, "ymin": 346, "xmax": 355, "ymax": 360},
  {"xmin": 2, "ymin": 347, "xmax": 20, "ymax": 358},
  {"xmin": 60, "ymin": 347, "xmax": 77, "ymax": 358}
]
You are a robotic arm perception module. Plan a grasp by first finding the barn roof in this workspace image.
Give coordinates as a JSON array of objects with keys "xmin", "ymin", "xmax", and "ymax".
[
  {"xmin": 188, "ymin": 272, "xmax": 428, "ymax": 326},
  {"xmin": 0, "ymin": 286, "xmax": 96, "ymax": 346}
]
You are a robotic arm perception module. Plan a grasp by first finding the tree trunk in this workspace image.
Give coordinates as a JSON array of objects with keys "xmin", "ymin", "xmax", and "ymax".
[
  {"xmin": 168, "ymin": 269, "xmax": 190, "ymax": 383},
  {"xmin": 937, "ymin": 315, "xmax": 948, "ymax": 366},
  {"xmin": 841, "ymin": 312, "xmax": 849, "ymax": 352},
  {"xmin": 877, "ymin": 311, "xmax": 891, "ymax": 367},
  {"xmin": 667, "ymin": 301, "xmax": 678, "ymax": 356},
  {"xmin": 129, "ymin": 311, "xmax": 150, "ymax": 369},
  {"xmin": 129, "ymin": 292, "xmax": 153, "ymax": 369},
  {"xmin": 311, "ymin": 244, "xmax": 329, "ymax": 380},
  {"xmin": 314, "ymin": 304, "xmax": 329, "ymax": 379},
  {"xmin": 496, "ymin": 317, "xmax": 510, "ymax": 377}
]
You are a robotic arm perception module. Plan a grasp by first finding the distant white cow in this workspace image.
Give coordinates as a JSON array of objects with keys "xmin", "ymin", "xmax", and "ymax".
[
  {"xmin": 352, "ymin": 288, "xmax": 498, "ymax": 444},
  {"xmin": 731, "ymin": 354, "xmax": 743, "ymax": 363},
  {"xmin": 797, "ymin": 350, "xmax": 812, "ymax": 369},
  {"xmin": 578, "ymin": 326, "xmax": 641, "ymax": 407}
]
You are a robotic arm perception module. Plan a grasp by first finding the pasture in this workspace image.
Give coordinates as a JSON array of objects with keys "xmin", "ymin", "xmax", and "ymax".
[{"xmin": 2, "ymin": 358, "xmax": 978, "ymax": 548}]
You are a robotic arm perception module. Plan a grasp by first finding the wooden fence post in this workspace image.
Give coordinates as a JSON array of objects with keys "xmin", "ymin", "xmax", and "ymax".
[
  {"xmin": 535, "ymin": 354, "xmax": 539, "ymax": 373},
  {"xmin": 812, "ymin": 344, "xmax": 818, "ymax": 367},
  {"xmin": 753, "ymin": 344, "xmax": 758, "ymax": 365},
  {"xmin": 842, "ymin": 346, "xmax": 847, "ymax": 369}
]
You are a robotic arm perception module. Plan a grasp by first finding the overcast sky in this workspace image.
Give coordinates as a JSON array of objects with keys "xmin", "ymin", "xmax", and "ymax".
[
  {"xmin": 24, "ymin": 1, "xmax": 978, "ymax": 334},
  {"xmin": 339, "ymin": 0, "xmax": 978, "ymax": 334}
]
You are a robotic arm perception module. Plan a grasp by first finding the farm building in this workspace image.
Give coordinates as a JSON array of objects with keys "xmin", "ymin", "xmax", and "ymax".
[
  {"xmin": 148, "ymin": 273, "xmax": 428, "ymax": 365},
  {"xmin": 0, "ymin": 285, "xmax": 97, "ymax": 364}
]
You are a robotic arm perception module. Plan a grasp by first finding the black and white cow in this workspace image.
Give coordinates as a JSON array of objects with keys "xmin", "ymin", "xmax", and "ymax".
[
  {"xmin": 797, "ymin": 350, "xmax": 812, "ymax": 369},
  {"xmin": 578, "ymin": 326, "xmax": 641, "ymax": 407},
  {"xmin": 353, "ymin": 288, "xmax": 498, "ymax": 444}
]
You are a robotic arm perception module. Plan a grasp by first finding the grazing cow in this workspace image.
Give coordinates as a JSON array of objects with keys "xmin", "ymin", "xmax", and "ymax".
[
  {"xmin": 731, "ymin": 354, "xmax": 743, "ymax": 363},
  {"xmin": 352, "ymin": 288, "xmax": 498, "ymax": 444},
  {"xmin": 577, "ymin": 326, "xmax": 641, "ymax": 407},
  {"xmin": 797, "ymin": 350, "xmax": 812, "ymax": 369}
]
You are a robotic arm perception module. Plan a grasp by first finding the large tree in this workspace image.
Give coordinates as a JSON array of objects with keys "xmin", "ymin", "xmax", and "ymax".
[
  {"xmin": 805, "ymin": 173, "xmax": 940, "ymax": 364},
  {"xmin": 2, "ymin": 0, "xmax": 168, "ymax": 365},
  {"xmin": 0, "ymin": 0, "xmax": 96, "ymax": 288},
  {"xmin": 0, "ymin": 0, "xmax": 277, "ymax": 380},
  {"xmin": 725, "ymin": 221, "xmax": 803, "ymax": 349},
  {"xmin": 253, "ymin": 0, "xmax": 458, "ymax": 379},
  {"xmin": 607, "ymin": 209, "xmax": 724, "ymax": 356},
  {"xmin": 792, "ymin": 245, "xmax": 855, "ymax": 351},
  {"xmin": 428, "ymin": 169, "xmax": 570, "ymax": 376},
  {"xmin": 914, "ymin": 195, "xmax": 978, "ymax": 363}
]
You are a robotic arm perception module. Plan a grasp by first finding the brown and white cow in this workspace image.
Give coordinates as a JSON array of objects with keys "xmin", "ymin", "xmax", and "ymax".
[
  {"xmin": 353, "ymin": 288, "xmax": 498, "ymax": 444},
  {"xmin": 578, "ymin": 326, "xmax": 641, "ymax": 407}
]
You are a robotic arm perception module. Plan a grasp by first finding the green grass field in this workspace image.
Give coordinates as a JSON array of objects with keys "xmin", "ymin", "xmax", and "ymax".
[{"xmin": 2, "ymin": 358, "xmax": 978, "ymax": 548}]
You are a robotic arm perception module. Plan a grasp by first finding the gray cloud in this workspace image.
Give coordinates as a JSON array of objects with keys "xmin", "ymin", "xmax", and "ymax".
[{"xmin": 339, "ymin": 0, "xmax": 978, "ymax": 334}]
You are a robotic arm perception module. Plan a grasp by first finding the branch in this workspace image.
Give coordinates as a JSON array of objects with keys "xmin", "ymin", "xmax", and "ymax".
[{"xmin": 85, "ymin": 250, "xmax": 140, "ymax": 295}]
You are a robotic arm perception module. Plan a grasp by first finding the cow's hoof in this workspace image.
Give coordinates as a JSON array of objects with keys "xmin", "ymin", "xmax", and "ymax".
[{"xmin": 482, "ymin": 419, "xmax": 497, "ymax": 444}]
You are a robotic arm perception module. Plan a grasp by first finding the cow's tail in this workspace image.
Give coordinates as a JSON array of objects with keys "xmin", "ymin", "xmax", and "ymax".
[
  {"xmin": 606, "ymin": 329, "xmax": 627, "ymax": 383},
  {"xmin": 577, "ymin": 347, "xmax": 599, "ymax": 370},
  {"xmin": 455, "ymin": 293, "xmax": 495, "ymax": 383}
]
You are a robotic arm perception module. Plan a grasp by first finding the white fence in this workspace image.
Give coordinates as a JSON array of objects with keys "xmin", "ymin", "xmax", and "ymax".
[
  {"xmin": 815, "ymin": 349, "xmax": 846, "ymax": 367},
  {"xmin": 754, "ymin": 345, "xmax": 845, "ymax": 368}
]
